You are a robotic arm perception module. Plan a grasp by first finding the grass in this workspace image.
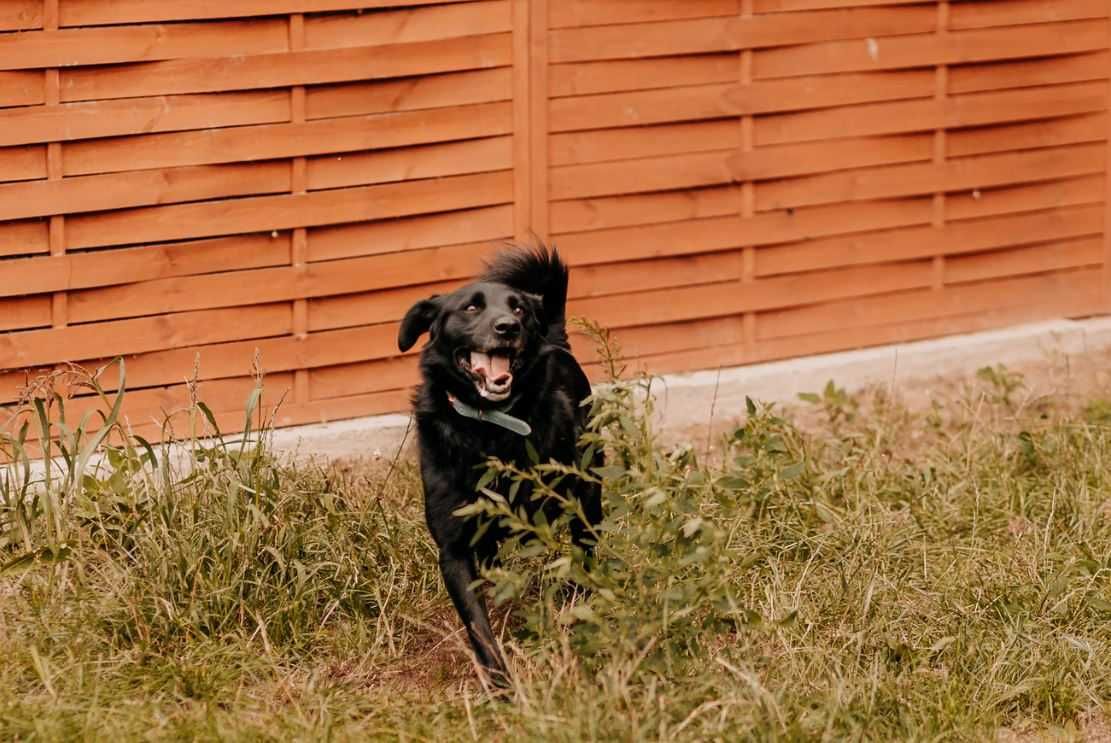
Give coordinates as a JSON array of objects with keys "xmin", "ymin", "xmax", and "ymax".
[{"xmin": 2, "ymin": 340, "xmax": 1110, "ymax": 742}]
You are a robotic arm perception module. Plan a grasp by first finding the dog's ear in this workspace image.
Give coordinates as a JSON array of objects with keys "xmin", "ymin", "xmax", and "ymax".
[{"xmin": 398, "ymin": 295, "xmax": 443, "ymax": 352}]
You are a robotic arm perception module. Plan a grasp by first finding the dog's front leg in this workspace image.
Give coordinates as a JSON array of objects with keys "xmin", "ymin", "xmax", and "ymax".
[{"xmin": 439, "ymin": 548, "xmax": 510, "ymax": 687}]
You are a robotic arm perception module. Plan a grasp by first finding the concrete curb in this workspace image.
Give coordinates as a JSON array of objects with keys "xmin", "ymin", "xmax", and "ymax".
[{"xmin": 265, "ymin": 316, "xmax": 1111, "ymax": 460}]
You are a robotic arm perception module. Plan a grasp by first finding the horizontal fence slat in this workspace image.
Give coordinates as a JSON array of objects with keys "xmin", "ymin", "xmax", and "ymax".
[
  {"xmin": 306, "ymin": 67, "xmax": 512, "ymax": 120},
  {"xmin": 0, "ymin": 304, "xmax": 294, "ymax": 369},
  {"xmin": 754, "ymin": 143, "xmax": 1106, "ymax": 211},
  {"xmin": 304, "ymin": 1, "xmax": 510, "ymax": 50},
  {"xmin": 0, "ymin": 161, "xmax": 292, "ymax": 221},
  {"xmin": 947, "ymin": 112, "xmax": 1108, "ymax": 158},
  {"xmin": 567, "ymin": 261, "xmax": 934, "ymax": 329},
  {"xmin": 64, "ymin": 170, "xmax": 514, "ymax": 250},
  {"xmin": 949, "ymin": 50, "xmax": 1109, "ymax": 96},
  {"xmin": 308, "ymin": 204, "xmax": 513, "ymax": 263},
  {"xmin": 63, "ymin": 101, "xmax": 513, "ymax": 175},
  {"xmin": 550, "ymin": 120, "xmax": 739, "ymax": 166},
  {"xmin": 60, "ymin": 33, "xmax": 511, "ymax": 101},
  {"xmin": 0, "ymin": 2, "xmax": 40, "ymax": 32},
  {"xmin": 0, "ymin": 145, "xmax": 46, "ymax": 183},
  {"xmin": 0, "ymin": 234, "xmax": 292, "ymax": 298},
  {"xmin": 66, "ymin": 241, "xmax": 496, "ymax": 323},
  {"xmin": 757, "ymin": 204, "xmax": 1105, "ymax": 276},
  {"xmin": 550, "ymin": 69, "xmax": 934, "ymax": 132},
  {"xmin": 945, "ymin": 236, "xmax": 1102, "ymax": 285},
  {"xmin": 948, "ymin": 0, "xmax": 1107, "ymax": 31},
  {"xmin": 550, "ymin": 0, "xmax": 738, "ymax": 29},
  {"xmin": 59, "ymin": 0, "xmax": 474, "ymax": 26},
  {"xmin": 755, "ymin": 20, "xmax": 1109, "ymax": 79},
  {"xmin": 946, "ymin": 175, "xmax": 1104, "ymax": 221},
  {"xmin": 0, "ymin": 71, "xmax": 44, "ymax": 107},
  {"xmin": 755, "ymin": 269, "xmax": 1101, "ymax": 341},
  {"xmin": 0, "ymin": 19, "xmax": 287, "ymax": 71},
  {"xmin": 550, "ymin": 53, "xmax": 737, "ymax": 98},
  {"xmin": 756, "ymin": 81, "xmax": 1108, "ymax": 146},
  {"xmin": 0, "ymin": 220, "xmax": 49, "ymax": 258},
  {"xmin": 0, "ymin": 91, "xmax": 292, "ymax": 147},
  {"xmin": 550, "ymin": 7, "xmax": 936, "ymax": 63}
]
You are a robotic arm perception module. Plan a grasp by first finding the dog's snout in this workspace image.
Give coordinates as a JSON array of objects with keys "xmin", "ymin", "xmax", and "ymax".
[{"xmin": 493, "ymin": 316, "xmax": 520, "ymax": 337}]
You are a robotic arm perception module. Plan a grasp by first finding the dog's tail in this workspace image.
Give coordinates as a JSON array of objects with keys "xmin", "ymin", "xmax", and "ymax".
[{"xmin": 481, "ymin": 242, "xmax": 570, "ymax": 349}]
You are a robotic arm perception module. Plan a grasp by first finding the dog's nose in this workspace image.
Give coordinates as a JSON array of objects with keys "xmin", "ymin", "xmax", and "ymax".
[{"xmin": 493, "ymin": 317, "xmax": 520, "ymax": 337}]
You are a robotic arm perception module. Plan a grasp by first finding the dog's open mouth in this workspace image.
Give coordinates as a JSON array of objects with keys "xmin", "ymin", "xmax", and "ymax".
[{"xmin": 458, "ymin": 348, "xmax": 516, "ymax": 402}]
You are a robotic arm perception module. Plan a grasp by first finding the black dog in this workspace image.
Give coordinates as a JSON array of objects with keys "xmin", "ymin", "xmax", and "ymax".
[{"xmin": 397, "ymin": 244, "xmax": 602, "ymax": 686}]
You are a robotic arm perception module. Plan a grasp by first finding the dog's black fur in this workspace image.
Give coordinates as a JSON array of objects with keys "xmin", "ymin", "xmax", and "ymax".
[{"xmin": 397, "ymin": 244, "xmax": 602, "ymax": 685}]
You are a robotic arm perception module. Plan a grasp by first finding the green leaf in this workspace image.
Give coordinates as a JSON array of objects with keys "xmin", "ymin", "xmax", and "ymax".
[
  {"xmin": 592, "ymin": 465, "xmax": 626, "ymax": 480},
  {"xmin": 745, "ymin": 396, "xmax": 757, "ymax": 415},
  {"xmin": 797, "ymin": 392, "xmax": 821, "ymax": 404},
  {"xmin": 525, "ymin": 439, "xmax": 541, "ymax": 465}
]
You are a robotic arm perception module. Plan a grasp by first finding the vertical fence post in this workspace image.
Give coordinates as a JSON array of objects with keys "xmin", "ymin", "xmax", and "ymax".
[
  {"xmin": 1104, "ymin": 12, "xmax": 1111, "ymax": 312},
  {"xmin": 739, "ymin": 0, "xmax": 756, "ymax": 355},
  {"xmin": 289, "ymin": 13, "xmax": 310, "ymax": 408},
  {"xmin": 512, "ymin": 0, "xmax": 531, "ymax": 241},
  {"xmin": 932, "ymin": 1, "xmax": 949, "ymax": 293},
  {"xmin": 44, "ymin": 0, "xmax": 66, "ymax": 333},
  {"xmin": 528, "ymin": 0, "xmax": 549, "ymax": 242}
]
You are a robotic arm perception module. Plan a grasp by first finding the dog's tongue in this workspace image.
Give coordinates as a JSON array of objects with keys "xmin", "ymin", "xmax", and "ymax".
[{"xmin": 470, "ymin": 351, "xmax": 511, "ymax": 383}]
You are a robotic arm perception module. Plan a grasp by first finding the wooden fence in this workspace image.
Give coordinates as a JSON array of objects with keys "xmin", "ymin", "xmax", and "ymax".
[{"xmin": 0, "ymin": 0, "xmax": 1108, "ymax": 441}]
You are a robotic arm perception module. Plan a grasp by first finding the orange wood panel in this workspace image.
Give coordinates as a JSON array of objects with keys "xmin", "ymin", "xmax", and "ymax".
[
  {"xmin": 0, "ymin": 91, "xmax": 291, "ymax": 147},
  {"xmin": 0, "ymin": 220, "xmax": 49, "ymax": 258},
  {"xmin": 60, "ymin": 1, "xmax": 473, "ymax": 26},
  {"xmin": 0, "ymin": 234, "xmax": 291, "ymax": 298},
  {"xmin": 756, "ymin": 269, "xmax": 1102, "ymax": 340},
  {"xmin": 306, "ymin": 67, "xmax": 511, "ymax": 120},
  {"xmin": 304, "ymin": 2, "xmax": 510, "ymax": 49},
  {"xmin": 949, "ymin": 51, "xmax": 1109, "ymax": 95},
  {"xmin": 63, "ymin": 101, "xmax": 512, "ymax": 175},
  {"xmin": 0, "ymin": 19, "xmax": 286, "ymax": 71},
  {"xmin": 753, "ymin": 143, "xmax": 1106, "ymax": 212},
  {"xmin": 0, "ymin": 304, "xmax": 293, "ymax": 369},
  {"xmin": 550, "ymin": 8, "xmax": 935, "ymax": 63},
  {"xmin": 0, "ymin": 145, "xmax": 46, "ymax": 183},
  {"xmin": 550, "ymin": 120, "xmax": 738, "ymax": 166},
  {"xmin": 947, "ymin": 175, "xmax": 1104, "ymax": 221},
  {"xmin": 550, "ymin": 69, "xmax": 934, "ymax": 132},
  {"xmin": 551, "ymin": 150, "xmax": 736, "ymax": 201},
  {"xmin": 65, "ymin": 241, "xmax": 497, "ymax": 323},
  {"xmin": 946, "ymin": 236, "xmax": 1103, "ymax": 285},
  {"xmin": 550, "ymin": 0, "xmax": 739, "ymax": 29},
  {"xmin": 307, "ymin": 135, "xmax": 512, "ymax": 191},
  {"xmin": 61, "ymin": 33, "xmax": 511, "ymax": 101},
  {"xmin": 64, "ymin": 170, "xmax": 513, "ymax": 249},
  {"xmin": 550, "ymin": 54, "xmax": 737, "ymax": 98},
  {"xmin": 307, "ymin": 205, "xmax": 513, "ymax": 263},
  {"xmin": 310, "ymin": 357, "xmax": 421, "ymax": 400},
  {"xmin": 0, "ymin": 2, "xmax": 40, "ymax": 31},
  {"xmin": 757, "ymin": 204, "xmax": 1104, "ymax": 276},
  {"xmin": 0, "ymin": 297, "xmax": 51, "ymax": 332},
  {"xmin": 948, "ymin": 0, "xmax": 1107, "ymax": 31},
  {"xmin": 947, "ymin": 113, "xmax": 1107, "ymax": 157},
  {"xmin": 0, "ymin": 161, "xmax": 292, "ymax": 221},
  {"xmin": 0, "ymin": 71, "xmax": 44, "ymax": 107},
  {"xmin": 755, "ymin": 20, "xmax": 1108, "ymax": 79},
  {"xmin": 756, "ymin": 81, "xmax": 1108, "ymax": 145}
]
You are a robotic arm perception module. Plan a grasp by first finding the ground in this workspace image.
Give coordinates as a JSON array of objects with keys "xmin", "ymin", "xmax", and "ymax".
[{"xmin": 2, "ymin": 341, "xmax": 1111, "ymax": 741}]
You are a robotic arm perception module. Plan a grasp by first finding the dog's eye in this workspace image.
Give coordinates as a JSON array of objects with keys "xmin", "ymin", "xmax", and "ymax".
[
  {"xmin": 464, "ymin": 304, "xmax": 479, "ymax": 314},
  {"xmin": 512, "ymin": 306, "xmax": 524, "ymax": 316}
]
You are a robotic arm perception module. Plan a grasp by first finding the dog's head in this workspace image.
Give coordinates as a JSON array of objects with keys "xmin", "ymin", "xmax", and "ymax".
[{"xmin": 398, "ymin": 280, "xmax": 548, "ymax": 405}]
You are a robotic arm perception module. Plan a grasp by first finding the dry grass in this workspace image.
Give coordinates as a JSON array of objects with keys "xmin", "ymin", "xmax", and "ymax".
[{"xmin": 2, "ymin": 345, "xmax": 1111, "ymax": 741}]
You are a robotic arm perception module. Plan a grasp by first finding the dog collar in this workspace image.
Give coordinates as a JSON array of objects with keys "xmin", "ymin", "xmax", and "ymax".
[{"xmin": 447, "ymin": 394, "xmax": 532, "ymax": 437}]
